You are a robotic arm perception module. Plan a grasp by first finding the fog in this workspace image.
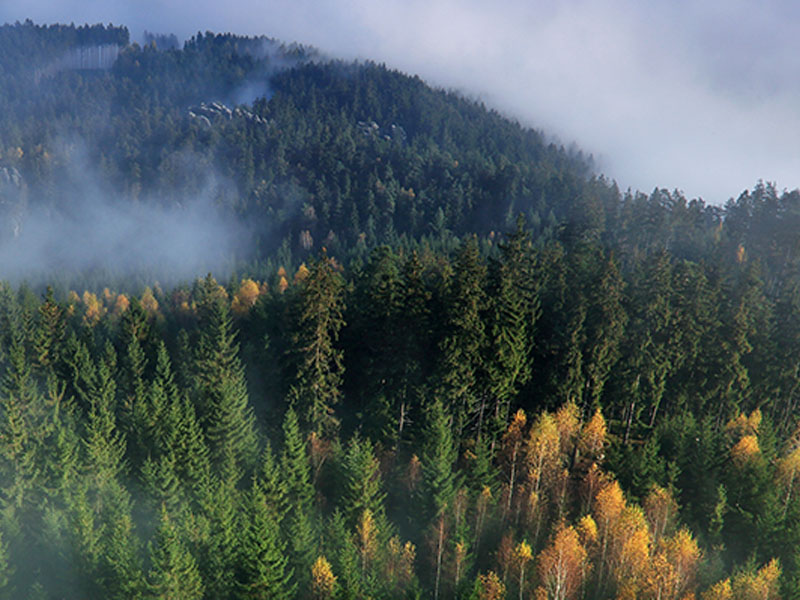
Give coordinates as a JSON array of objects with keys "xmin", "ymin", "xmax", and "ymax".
[
  {"xmin": 0, "ymin": 145, "xmax": 249, "ymax": 287},
  {"xmin": 2, "ymin": 0, "xmax": 800, "ymax": 203}
]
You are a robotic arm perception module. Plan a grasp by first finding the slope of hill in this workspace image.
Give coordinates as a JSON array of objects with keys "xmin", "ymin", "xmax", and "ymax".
[{"xmin": 1, "ymin": 20, "xmax": 800, "ymax": 600}]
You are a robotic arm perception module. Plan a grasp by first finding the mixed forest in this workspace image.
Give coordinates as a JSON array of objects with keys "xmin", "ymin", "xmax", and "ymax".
[{"xmin": 1, "ymin": 19, "xmax": 800, "ymax": 600}]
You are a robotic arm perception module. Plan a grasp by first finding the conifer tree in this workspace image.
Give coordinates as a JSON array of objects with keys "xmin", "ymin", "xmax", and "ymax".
[
  {"xmin": 119, "ymin": 299, "xmax": 151, "ymax": 468},
  {"xmin": 147, "ymin": 342, "xmax": 180, "ymax": 457},
  {"xmin": 341, "ymin": 435, "xmax": 386, "ymax": 528},
  {"xmin": 0, "ymin": 530, "xmax": 12, "ymax": 599},
  {"xmin": 258, "ymin": 441, "xmax": 288, "ymax": 523},
  {"xmin": 581, "ymin": 252, "xmax": 626, "ymax": 413},
  {"xmin": 421, "ymin": 399, "xmax": 458, "ymax": 600},
  {"xmin": 289, "ymin": 251, "xmax": 345, "ymax": 435},
  {"xmin": 173, "ymin": 395, "xmax": 212, "ymax": 505},
  {"xmin": 140, "ymin": 454, "xmax": 182, "ymax": 515},
  {"xmin": 147, "ymin": 506, "xmax": 203, "ymax": 600},
  {"xmin": 440, "ymin": 236, "xmax": 488, "ymax": 441},
  {"xmin": 82, "ymin": 345, "xmax": 126, "ymax": 488},
  {"xmin": 486, "ymin": 219, "xmax": 539, "ymax": 438},
  {"xmin": 194, "ymin": 274, "xmax": 258, "ymax": 481},
  {"xmin": 198, "ymin": 475, "xmax": 241, "ymax": 600},
  {"xmin": 326, "ymin": 511, "xmax": 361, "ymax": 599},
  {"xmin": 32, "ymin": 286, "xmax": 65, "ymax": 376},
  {"xmin": 96, "ymin": 480, "xmax": 143, "ymax": 600},
  {"xmin": 348, "ymin": 246, "xmax": 405, "ymax": 443},
  {"xmin": 0, "ymin": 319, "xmax": 44, "ymax": 510},
  {"xmin": 236, "ymin": 480, "xmax": 294, "ymax": 599},
  {"xmin": 281, "ymin": 406, "xmax": 316, "ymax": 591}
]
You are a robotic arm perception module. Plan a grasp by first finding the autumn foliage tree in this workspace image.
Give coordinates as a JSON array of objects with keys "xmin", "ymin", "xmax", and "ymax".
[{"xmin": 536, "ymin": 523, "xmax": 590, "ymax": 600}]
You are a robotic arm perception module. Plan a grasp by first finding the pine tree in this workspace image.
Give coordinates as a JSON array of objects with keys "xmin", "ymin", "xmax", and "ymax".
[
  {"xmin": 147, "ymin": 506, "xmax": 204, "ymax": 600},
  {"xmin": 289, "ymin": 251, "xmax": 346, "ymax": 435},
  {"xmin": 440, "ymin": 237, "xmax": 488, "ymax": 441},
  {"xmin": 281, "ymin": 407, "xmax": 316, "ymax": 591},
  {"xmin": 486, "ymin": 220, "xmax": 538, "ymax": 438},
  {"xmin": 420, "ymin": 399, "xmax": 458, "ymax": 600},
  {"xmin": 0, "ymin": 319, "xmax": 44, "ymax": 511},
  {"xmin": 341, "ymin": 435, "xmax": 386, "ymax": 527},
  {"xmin": 236, "ymin": 481, "xmax": 295, "ymax": 599},
  {"xmin": 32, "ymin": 286, "xmax": 65, "ymax": 376},
  {"xmin": 194, "ymin": 274, "xmax": 258, "ymax": 481}
]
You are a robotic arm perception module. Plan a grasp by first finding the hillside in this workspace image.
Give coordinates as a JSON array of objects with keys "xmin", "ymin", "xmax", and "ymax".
[{"xmin": 0, "ymin": 20, "xmax": 799, "ymax": 600}]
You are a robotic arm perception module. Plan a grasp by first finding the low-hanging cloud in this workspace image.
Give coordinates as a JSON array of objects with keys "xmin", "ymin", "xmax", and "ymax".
[
  {"xmin": 2, "ymin": 0, "xmax": 800, "ymax": 202},
  {"xmin": 0, "ymin": 145, "xmax": 250, "ymax": 287}
]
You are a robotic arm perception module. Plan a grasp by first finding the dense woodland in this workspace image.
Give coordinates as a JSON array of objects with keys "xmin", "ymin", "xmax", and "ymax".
[{"xmin": 1, "ymin": 20, "xmax": 800, "ymax": 600}]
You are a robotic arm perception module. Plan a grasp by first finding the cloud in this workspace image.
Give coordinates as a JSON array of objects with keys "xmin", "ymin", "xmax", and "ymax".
[
  {"xmin": 0, "ymin": 143, "xmax": 249, "ymax": 287},
  {"xmin": 2, "ymin": 0, "xmax": 800, "ymax": 202}
]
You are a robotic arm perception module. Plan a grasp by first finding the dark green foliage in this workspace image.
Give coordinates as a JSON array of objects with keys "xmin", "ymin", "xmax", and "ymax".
[
  {"xmin": 440, "ymin": 237, "xmax": 488, "ymax": 441},
  {"xmin": 420, "ymin": 399, "xmax": 457, "ymax": 520},
  {"xmin": 193, "ymin": 275, "xmax": 258, "ymax": 480},
  {"xmin": 4, "ymin": 19, "xmax": 800, "ymax": 599},
  {"xmin": 340, "ymin": 435, "xmax": 386, "ymax": 526},
  {"xmin": 236, "ymin": 481, "xmax": 294, "ymax": 599},
  {"xmin": 280, "ymin": 407, "xmax": 316, "ymax": 591},
  {"xmin": 289, "ymin": 253, "xmax": 346, "ymax": 436},
  {"xmin": 147, "ymin": 507, "xmax": 203, "ymax": 600}
]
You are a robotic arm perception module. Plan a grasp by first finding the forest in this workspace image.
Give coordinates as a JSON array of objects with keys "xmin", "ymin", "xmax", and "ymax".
[{"xmin": 0, "ymin": 19, "xmax": 800, "ymax": 600}]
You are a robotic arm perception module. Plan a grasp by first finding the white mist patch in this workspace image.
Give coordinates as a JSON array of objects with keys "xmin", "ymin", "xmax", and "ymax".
[{"xmin": 0, "ymin": 193, "xmax": 248, "ymax": 285}]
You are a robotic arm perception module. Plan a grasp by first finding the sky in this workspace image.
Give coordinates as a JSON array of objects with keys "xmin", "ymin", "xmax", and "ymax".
[{"xmin": 2, "ymin": 0, "xmax": 800, "ymax": 203}]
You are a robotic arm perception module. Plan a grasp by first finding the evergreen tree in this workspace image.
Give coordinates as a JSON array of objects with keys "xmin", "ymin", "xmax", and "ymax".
[
  {"xmin": 194, "ymin": 274, "xmax": 258, "ymax": 481},
  {"xmin": 281, "ymin": 407, "xmax": 317, "ymax": 592},
  {"xmin": 289, "ymin": 252, "xmax": 346, "ymax": 435},
  {"xmin": 119, "ymin": 299, "xmax": 150, "ymax": 469},
  {"xmin": 341, "ymin": 435, "xmax": 386, "ymax": 528},
  {"xmin": 486, "ymin": 220, "xmax": 538, "ymax": 436},
  {"xmin": 147, "ymin": 506, "xmax": 204, "ymax": 600},
  {"xmin": 32, "ymin": 286, "xmax": 65, "ymax": 376},
  {"xmin": 236, "ymin": 481, "xmax": 295, "ymax": 599},
  {"xmin": 81, "ymin": 345, "xmax": 126, "ymax": 487},
  {"xmin": 0, "ymin": 529, "xmax": 12, "ymax": 599},
  {"xmin": 96, "ymin": 480, "xmax": 143, "ymax": 599},
  {"xmin": 0, "ymin": 319, "xmax": 44, "ymax": 511},
  {"xmin": 440, "ymin": 237, "xmax": 488, "ymax": 441},
  {"xmin": 420, "ymin": 399, "xmax": 458, "ymax": 600}
]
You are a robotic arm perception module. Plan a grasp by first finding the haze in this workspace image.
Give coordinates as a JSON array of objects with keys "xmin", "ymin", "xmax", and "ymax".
[{"xmin": 2, "ymin": 0, "xmax": 800, "ymax": 202}]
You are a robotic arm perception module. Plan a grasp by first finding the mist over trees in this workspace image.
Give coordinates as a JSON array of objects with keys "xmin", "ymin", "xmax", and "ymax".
[{"xmin": 0, "ymin": 19, "xmax": 800, "ymax": 600}]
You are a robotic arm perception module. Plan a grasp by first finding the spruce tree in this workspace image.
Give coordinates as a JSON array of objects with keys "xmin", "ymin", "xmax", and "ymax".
[
  {"xmin": 281, "ymin": 407, "xmax": 316, "ymax": 591},
  {"xmin": 194, "ymin": 274, "xmax": 258, "ymax": 481},
  {"xmin": 173, "ymin": 396, "xmax": 212, "ymax": 505},
  {"xmin": 289, "ymin": 252, "xmax": 345, "ymax": 435},
  {"xmin": 32, "ymin": 286, "xmax": 65, "ymax": 376},
  {"xmin": 236, "ymin": 481, "xmax": 295, "ymax": 599},
  {"xmin": 486, "ymin": 220, "xmax": 538, "ymax": 437},
  {"xmin": 440, "ymin": 237, "xmax": 488, "ymax": 442},
  {"xmin": 341, "ymin": 435, "xmax": 386, "ymax": 528},
  {"xmin": 0, "ymin": 321, "xmax": 44, "ymax": 511},
  {"xmin": 147, "ymin": 506, "xmax": 203, "ymax": 600},
  {"xmin": 420, "ymin": 399, "xmax": 458, "ymax": 600},
  {"xmin": 96, "ymin": 480, "xmax": 144, "ymax": 600},
  {"xmin": 82, "ymin": 345, "xmax": 126, "ymax": 487},
  {"xmin": 0, "ymin": 529, "xmax": 12, "ymax": 599}
]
